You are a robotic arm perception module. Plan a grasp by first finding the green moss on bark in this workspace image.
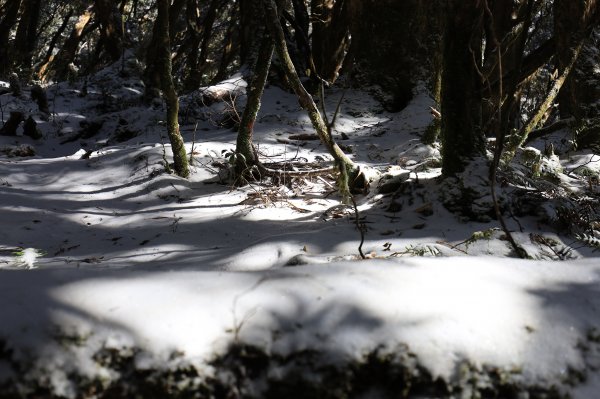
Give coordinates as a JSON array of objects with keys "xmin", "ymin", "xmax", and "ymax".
[
  {"xmin": 235, "ymin": 35, "xmax": 274, "ymax": 178},
  {"xmin": 156, "ymin": 0, "xmax": 189, "ymax": 178}
]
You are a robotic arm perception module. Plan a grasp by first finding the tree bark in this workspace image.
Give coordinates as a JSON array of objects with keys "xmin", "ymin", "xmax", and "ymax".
[
  {"xmin": 0, "ymin": 0, "xmax": 22, "ymax": 76},
  {"xmin": 441, "ymin": 0, "xmax": 486, "ymax": 176},
  {"xmin": 310, "ymin": 0, "xmax": 350, "ymax": 83},
  {"xmin": 192, "ymin": 0, "xmax": 220, "ymax": 87},
  {"xmin": 94, "ymin": 0, "xmax": 125, "ymax": 62},
  {"xmin": 555, "ymin": 0, "xmax": 600, "ymax": 119},
  {"xmin": 235, "ymin": 35, "xmax": 274, "ymax": 178},
  {"xmin": 156, "ymin": 0, "xmax": 190, "ymax": 178},
  {"xmin": 239, "ymin": 0, "xmax": 263, "ymax": 68},
  {"xmin": 13, "ymin": 0, "xmax": 42, "ymax": 76},
  {"xmin": 36, "ymin": 7, "xmax": 73, "ymax": 80},
  {"xmin": 347, "ymin": 0, "xmax": 445, "ymax": 112},
  {"xmin": 481, "ymin": 0, "xmax": 527, "ymax": 132},
  {"xmin": 168, "ymin": 0, "xmax": 187, "ymax": 40},
  {"xmin": 214, "ymin": 6, "xmax": 239, "ymax": 82},
  {"xmin": 0, "ymin": 111, "xmax": 24, "ymax": 136},
  {"xmin": 262, "ymin": 0, "xmax": 363, "ymax": 200},
  {"xmin": 511, "ymin": 39, "xmax": 586, "ymax": 154},
  {"xmin": 40, "ymin": 6, "xmax": 93, "ymax": 81},
  {"xmin": 289, "ymin": 0, "xmax": 310, "ymax": 75}
]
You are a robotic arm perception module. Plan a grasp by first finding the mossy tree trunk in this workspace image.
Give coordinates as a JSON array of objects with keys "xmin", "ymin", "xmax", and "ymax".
[
  {"xmin": 261, "ymin": 0, "xmax": 362, "ymax": 201},
  {"xmin": 507, "ymin": 38, "xmax": 586, "ymax": 157},
  {"xmin": 156, "ymin": 0, "xmax": 190, "ymax": 178},
  {"xmin": 235, "ymin": 35, "xmax": 274, "ymax": 178},
  {"xmin": 440, "ymin": 0, "xmax": 485, "ymax": 176}
]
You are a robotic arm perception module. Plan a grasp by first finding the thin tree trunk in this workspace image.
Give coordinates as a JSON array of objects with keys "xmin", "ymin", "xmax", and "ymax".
[
  {"xmin": 441, "ymin": 0, "xmax": 485, "ymax": 176},
  {"xmin": 486, "ymin": 0, "xmax": 533, "ymax": 260},
  {"xmin": 40, "ymin": 7, "xmax": 93, "ymax": 81},
  {"xmin": 239, "ymin": 0, "xmax": 264, "ymax": 68},
  {"xmin": 310, "ymin": 0, "xmax": 350, "ymax": 83},
  {"xmin": 0, "ymin": 0, "xmax": 22, "ymax": 75},
  {"xmin": 13, "ymin": 0, "xmax": 41, "ymax": 76},
  {"xmin": 94, "ymin": 0, "xmax": 124, "ymax": 62},
  {"xmin": 507, "ymin": 38, "xmax": 586, "ymax": 157},
  {"xmin": 214, "ymin": 5, "xmax": 239, "ymax": 82},
  {"xmin": 290, "ymin": 0, "xmax": 310, "ymax": 73},
  {"xmin": 168, "ymin": 0, "xmax": 186, "ymax": 41},
  {"xmin": 262, "ymin": 0, "xmax": 363, "ymax": 201},
  {"xmin": 177, "ymin": 0, "xmax": 201, "ymax": 88},
  {"xmin": 235, "ymin": 35, "xmax": 274, "ymax": 178},
  {"xmin": 156, "ymin": 0, "xmax": 190, "ymax": 178},
  {"xmin": 195, "ymin": 0, "xmax": 219, "ymax": 77},
  {"xmin": 555, "ymin": 0, "xmax": 599, "ymax": 119},
  {"xmin": 182, "ymin": 0, "xmax": 220, "ymax": 88},
  {"xmin": 36, "ymin": 7, "xmax": 73, "ymax": 79}
]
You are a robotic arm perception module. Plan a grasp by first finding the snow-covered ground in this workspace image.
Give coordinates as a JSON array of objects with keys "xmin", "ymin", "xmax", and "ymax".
[{"xmin": 1, "ymin": 59, "xmax": 599, "ymax": 397}]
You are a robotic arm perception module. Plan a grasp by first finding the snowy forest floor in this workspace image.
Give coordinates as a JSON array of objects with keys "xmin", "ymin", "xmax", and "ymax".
[{"xmin": 1, "ymin": 57, "xmax": 600, "ymax": 398}]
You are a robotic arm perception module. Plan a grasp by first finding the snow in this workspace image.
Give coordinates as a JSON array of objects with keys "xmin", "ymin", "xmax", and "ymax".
[
  {"xmin": 1, "ymin": 58, "xmax": 600, "ymax": 396},
  {"xmin": 1, "ymin": 259, "xmax": 600, "ymax": 396}
]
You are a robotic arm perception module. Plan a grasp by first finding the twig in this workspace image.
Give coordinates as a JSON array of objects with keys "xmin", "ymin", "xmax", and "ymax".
[
  {"xmin": 189, "ymin": 122, "xmax": 198, "ymax": 164},
  {"xmin": 350, "ymin": 195, "xmax": 366, "ymax": 259},
  {"xmin": 565, "ymin": 154, "xmax": 600, "ymax": 176},
  {"xmin": 483, "ymin": 0, "xmax": 528, "ymax": 259},
  {"xmin": 258, "ymin": 163, "xmax": 336, "ymax": 178},
  {"xmin": 159, "ymin": 135, "xmax": 173, "ymax": 174}
]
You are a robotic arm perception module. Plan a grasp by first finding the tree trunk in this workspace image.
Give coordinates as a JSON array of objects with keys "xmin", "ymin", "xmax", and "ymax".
[
  {"xmin": 156, "ymin": 0, "xmax": 190, "ymax": 178},
  {"xmin": 441, "ymin": 0, "xmax": 485, "ymax": 176},
  {"xmin": 192, "ymin": 0, "xmax": 220, "ymax": 87},
  {"xmin": 179, "ymin": 0, "xmax": 201, "ymax": 88},
  {"xmin": 235, "ymin": 35, "xmax": 274, "ymax": 178},
  {"xmin": 0, "ymin": 111, "xmax": 24, "ymax": 136},
  {"xmin": 36, "ymin": 7, "xmax": 73, "ymax": 80},
  {"xmin": 310, "ymin": 0, "xmax": 350, "ymax": 83},
  {"xmin": 481, "ymin": 0, "xmax": 525, "ymax": 132},
  {"xmin": 40, "ymin": 6, "xmax": 93, "ymax": 81},
  {"xmin": 168, "ymin": 0, "xmax": 187, "ymax": 40},
  {"xmin": 94, "ymin": 0, "xmax": 124, "ymax": 62},
  {"xmin": 347, "ymin": 0, "xmax": 444, "ymax": 112},
  {"xmin": 214, "ymin": 6, "xmax": 239, "ymax": 82},
  {"xmin": 262, "ymin": 0, "xmax": 363, "ymax": 201},
  {"xmin": 13, "ymin": 0, "xmax": 41, "ymax": 77},
  {"xmin": 289, "ymin": 0, "xmax": 310, "ymax": 75},
  {"xmin": 0, "ymin": 0, "xmax": 22, "ymax": 76},
  {"xmin": 509, "ymin": 38, "xmax": 586, "ymax": 155},
  {"xmin": 239, "ymin": 0, "xmax": 263, "ymax": 68}
]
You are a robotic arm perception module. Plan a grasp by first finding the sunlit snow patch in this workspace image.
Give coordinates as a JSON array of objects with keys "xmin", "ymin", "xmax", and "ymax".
[{"xmin": 14, "ymin": 247, "xmax": 44, "ymax": 269}]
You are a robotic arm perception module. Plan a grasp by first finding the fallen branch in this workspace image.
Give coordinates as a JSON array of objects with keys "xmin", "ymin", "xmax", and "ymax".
[{"xmin": 258, "ymin": 163, "xmax": 336, "ymax": 178}]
